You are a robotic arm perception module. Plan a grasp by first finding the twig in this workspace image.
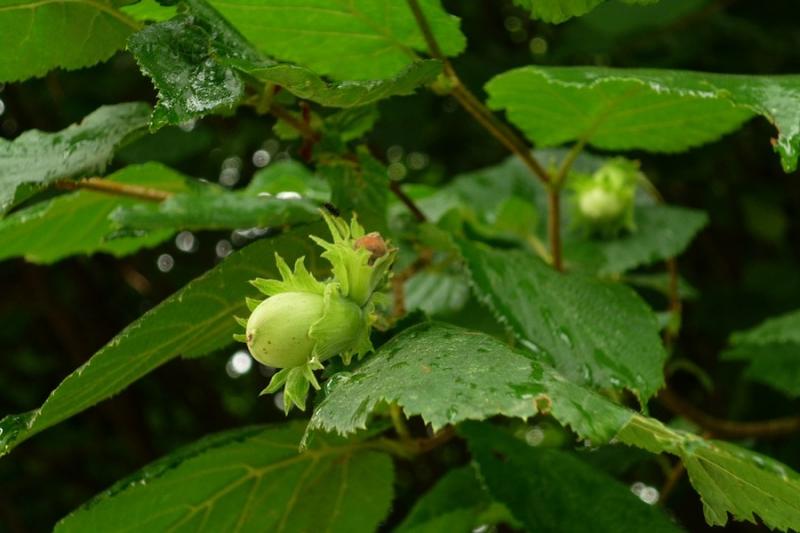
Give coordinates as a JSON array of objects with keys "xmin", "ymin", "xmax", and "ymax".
[
  {"xmin": 391, "ymin": 249, "xmax": 434, "ymax": 318},
  {"xmin": 658, "ymin": 387, "xmax": 800, "ymax": 439},
  {"xmin": 56, "ymin": 177, "xmax": 171, "ymax": 202},
  {"xmin": 390, "ymin": 403, "xmax": 413, "ymax": 441},
  {"xmin": 405, "ymin": 0, "xmax": 550, "ymax": 185},
  {"xmin": 389, "ymin": 181, "xmax": 427, "ymax": 222},
  {"xmin": 659, "ymin": 460, "xmax": 686, "ymax": 505},
  {"xmin": 547, "ymin": 188, "xmax": 563, "ymax": 271},
  {"xmin": 268, "ymin": 103, "xmax": 321, "ymax": 143}
]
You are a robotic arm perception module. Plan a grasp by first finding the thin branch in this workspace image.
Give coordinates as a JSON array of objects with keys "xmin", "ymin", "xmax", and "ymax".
[
  {"xmin": 658, "ymin": 459, "xmax": 686, "ymax": 506},
  {"xmin": 406, "ymin": 0, "xmax": 550, "ymax": 185},
  {"xmin": 391, "ymin": 249, "xmax": 433, "ymax": 318},
  {"xmin": 56, "ymin": 177, "xmax": 171, "ymax": 202},
  {"xmin": 389, "ymin": 181, "xmax": 427, "ymax": 223},
  {"xmin": 390, "ymin": 403, "xmax": 413, "ymax": 441},
  {"xmin": 547, "ymin": 188, "xmax": 563, "ymax": 271},
  {"xmin": 268, "ymin": 103, "xmax": 321, "ymax": 143},
  {"xmin": 658, "ymin": 387, "xmax": 800, "ymax": 439}
]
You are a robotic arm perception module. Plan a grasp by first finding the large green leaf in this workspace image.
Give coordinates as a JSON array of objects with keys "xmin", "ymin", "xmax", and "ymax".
[
  {"xmin": 0, "ymin": 103, "xmax": 151, "ymax": 215},
  {"xmin": 461, "ymin": 422, "xmax": 681, "ymax": 533},
  {"xmin": 235, "ymin": 59, "xmax": 441, "ymax": 108},
  {"xmin": 394, "ymin": 466, "xmax": 493, "ymax": 533},
  {"xmin": 458, "ymin": 239, "xmax": 667, "ymax": 402},
  {"xmin": 565, "ymin": 205, "xmax": 708, "ymax": 275},
  {"xmin": 618, "ymin": 415, "xmax": 800, "ymax": 530},
  {"xmin": 0, "ymin": 0, "xmax": 139, "ymax": 82},
  {"xmin": 129, "ymin": 0, "xmax": 444, "ymax": 129},
  {"xmin": 0, "ymin": 163, "xmax": 190, "ymax": 264},
  {"xmin": 307, "ymin": 323, "xmax": 632, "ymax": 444},
  {"xmin": 127, "ymin": 0, "xmax": 258, "ymax": 129},
  {"xmin": 210, "ymin": 0, "xmax": 466, "ymax": 80},
  {"xmin": 56, "ymin": 423, "xmax": 394, "ymax": 532},
  {"xmin": 0, "ymin": 224, "xmax": 323, "ymax": 457},
  {"xmin": 722, "ymin": 308, "xmax": 800, "ymax": 397},
  {"xmin": 513, "ymin": 0, "xmax": 660, "ymax": 24},
  {"xmin": 486, "ymin": 67, "xmax": 800, "ymax": 172}
]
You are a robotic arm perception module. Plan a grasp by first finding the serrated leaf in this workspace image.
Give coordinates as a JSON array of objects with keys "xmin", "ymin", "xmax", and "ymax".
[
  {"xmin": 210, "ymin": 0, "xmax": 465, "ymax": 80},
  {"xmin": 236, "ymin": 59, "xmax": 442, "ymax": 107},
  {"xmin": 513, "ymin": 0, "xmax": 660, "ymax": 24},
  {"xmin": 566, "ymin": 205, "xmax": 709, "ymax": 275},
  {"xmin": 0, "ymin": 0, "xmax": 139, "ymax": 82},
  {"xmin": 0, "ymin": 103, "xmax": 151, "ymax": 215},
  {"xmin": 486, "ymin": 67, "xmax": 800, "ymax": 172},
  {"xmin": 0, "ymin": 223, "xmax": 324, "ymax": 457},
  {"xmin": 111, "ymin": 194, "xmax": 319, "ymax": 231},
  {"xmin": 307, "ymin": 322, "xmax": 632, "ymax": 444},
  {"xmin": 0, "ymin": 163, "xmax": 190, "ymax": 264},
  {"xmin": 127, "ymin": 0, "xmax": 258, "ymax": 129},
  {"xmin": 56, "ymin": 422, "xmax": 394, "ymax": 533},
  {"xmin": 111, "ymin": 160, "xmax": 321, "ymax": 231},
  {"xmin": 722, "ymin": 308, "xmax": 800, "ymax": 397},
  {"xmin": 394, "ymin": 466, "xmax": 492, "ymax": 533},
  {"xmin": 461, "ymin": 422, "xmax": 681, "ymax": 533},
  {"xmin": 458, "ymin": 239, "xmax": 667, "ymax": 403},
  {"xmin": 618, "ymin": 415, "xmax": 800, "ymax": 530}
]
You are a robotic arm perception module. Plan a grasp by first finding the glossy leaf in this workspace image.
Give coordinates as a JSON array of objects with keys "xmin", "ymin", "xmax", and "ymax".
[
  {"xmin": 234, "ymin": 59, "xmax": 442, "ymax": 108},
  {"xmin": 0, "ymin": 0, "xmax": 139, "ymax": 82},
  {"xmin": 486, "ymin": 67, "xmax": 800, "ymax": 172},
  {"xmin": 618, "ymin": 415, "xmax": 800, "ymax": 530},
  {"xmin": 127, "ymin": 0, "xmax": 259, "ymax": 129},
  {"xmin": 461, "ymin": 422, "xmax": 681, "ymax": 533},
  {"xmin": 307, "ymin": 322, "xmax": 632, "ymax": 444},
  {"xmin": 513, "ymin": 0, "xmax": 659, "ymax": 24},
  {"xmin": 566, "ymin": 205, "xmax": 708, "ymax": 274},
  {"xmin": 0, "ymin": 224, "xmax": 323, "ymax": 456},
  {"xmin": 56, "ymin": 422, "xmax": 394, "ymax": 532},
  {"xmin": 210, "ymin": 0, "xmax": 466, "ymax": 80},
  {"xmin": 394, "ymin": 467, "xmax": 492, "ymax": 533},
  {"xmin": 0, "ymin": 163, "xmax": 190, "ymax": 264},
  {"xmin": 0, "ymin": 103, "xmax": 151, "ymax": 215},
  {"xmin": 458, "ymin": 239, "xmax": 667, "ymax": 402}
]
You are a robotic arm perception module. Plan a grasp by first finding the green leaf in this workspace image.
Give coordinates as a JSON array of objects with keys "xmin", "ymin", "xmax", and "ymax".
[
  {"xmin": 0, "ymin": 163, "xmax": 190, "ymax": 264},
  {"xmin": 730, "ymin": 308, "xmax": 800, "ymax": 345},
  {"xmin": 404, "ymin": 271, "xmax": 470, "ymax": 317},
  {"xmin": 127, "ymin": 0, "xmax": 258, "ymax": 129},
  {"xmin": 236, "ymin": 59, "xmax": 442, "ymax": 108},
  {"xmin": 0, "ymin": 0, "xmax": 139, "ymax": 82},
  {"xmin": 458, "ymin": 239, "xmax": 667, "ymax": 403},
  {"xmin": 486, "ymin": 66, "xmax": 800, "ymax": 172},
  {"xmin": 723, "ymin": 308, "xmax": 800, "ymax": 397},
  {"xmin": 307, "ymin": 322, "xmax": 632, "ymax": 444},
  {"xmin": 566, "ymin": 205, "xmax": 709, "ymax": 275},
  {"xmin": 0, "ymin": 223, "xmax": 324, "ymax": 457},
  {"xmin": 722, "ymin": 343, "xmax": 800, "ymax": 398},
  {"xmin": 618, "ymin": 415, "xmax": 800, "ymax": 530},
  {"xmin": 111, "ymin": 193, "xmax": 319, "ymax": 231},
  {"xmin": 513, "ymin": 0, "xmax": 660, "ymax": 24},
  {"xmin": 320, "ymin": 148, "xmax": 389, "ymax": 235},
  {"xmin": 56, "ymin": 422, "xmax": 394, "ymax": 533},
  {"xmin": 0, "ymin": 102, "xmax": 151, "ymax": 215},
  {"xmin": 461, "ymin": 422, "xmax": 681, "ymax": 533},
  {"xmin": 210, "ymin": 0, "xmax": 465, "ymax": 80},
  {"xmin": 394, "ymin": 466, "xmax": 492, "ymax": 533}
]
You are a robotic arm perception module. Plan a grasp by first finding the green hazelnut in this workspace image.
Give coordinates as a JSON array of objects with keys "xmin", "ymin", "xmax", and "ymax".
[{"xmin": 246, "ymin": 292, "xmax": 324, "ymax": 369}]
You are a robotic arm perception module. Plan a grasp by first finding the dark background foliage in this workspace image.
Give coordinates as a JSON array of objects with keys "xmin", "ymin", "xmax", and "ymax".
[{"xmin": 1, "ymin": 0, "xmax": 799, "ymax": 530}]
